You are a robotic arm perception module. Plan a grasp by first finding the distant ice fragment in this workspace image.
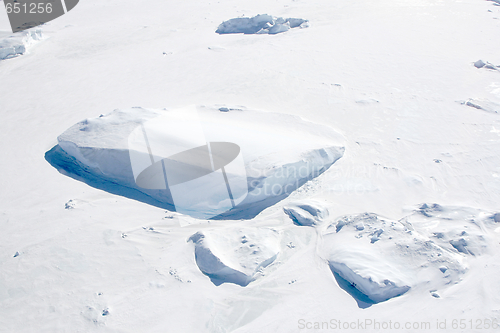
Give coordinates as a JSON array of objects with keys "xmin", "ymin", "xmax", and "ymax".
[
  {"xmin": 0, "ymin": 29, "xmax": 43, "ymax": 60},
  {"xmin": 473, "ymin": 59, "xmax": 499, "ymax": 70},
  {"xmin": 474, "ymin": 60, "xmax": 486, "ymax": 68},
  {"xmin": 492, "ymin": 213, "xmax": 500, "ymax": 222},
  {"xmin": 465, "ymin": 98, "xmax": 500, "ymax": 113},
  {"xmin": 216, "ymin": 14, "xmax": 308, "ymax": 35}
]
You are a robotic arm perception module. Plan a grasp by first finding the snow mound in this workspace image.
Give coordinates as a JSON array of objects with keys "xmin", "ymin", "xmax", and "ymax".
[
  {"xmin": 48, "ymin": 106, "xmax": 344, "ymax": 219},
  {"xmin": 188, "ymin": 227, "xmax": 280, "ymax": 286},
  {"xmin": 283, "ymin": 200, "xmax": 328, "ymax": 226},
  {"xmin": 216, "ymin": 14, "xmax": 308, "ymax": 35},
  {"xmin": 321, "ymin": 212, "xmax": 468, "ymax": 306},
  {"xmin": 464, "ymin": 98, "xmax": 500, "ymax": 113},
  {"xmin": 0, "ymin": 29, "xmax": 43, "ymax": 60}
]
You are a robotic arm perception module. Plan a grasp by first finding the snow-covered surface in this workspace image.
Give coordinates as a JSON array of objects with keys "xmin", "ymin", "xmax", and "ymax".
[
  {"xmin": 0, "ymin": 28, "xmax": 43, "ymax": 60},
  {"xmin": 1, "ymin": 0, "xmax": 500, "ymax": 331},
  {"xmin": 51, "ymin": 106, "xmax": 344, "ymax": 219},
  {"xmin": 216, "ymin": 14, "xmax": 308, "ymax": 35}
]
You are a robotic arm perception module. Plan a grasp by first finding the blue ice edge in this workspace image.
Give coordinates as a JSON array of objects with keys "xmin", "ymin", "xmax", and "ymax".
[
  {"xmin": 45, "ymin": 144, "xmax": 176, "ymax": 211},
  {"xmin": 45, "ymin": 144, "xmax": 342, "ymax": 220}
]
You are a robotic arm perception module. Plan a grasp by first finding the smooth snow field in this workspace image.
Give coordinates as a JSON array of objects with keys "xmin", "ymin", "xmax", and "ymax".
[{"xmin": 1, "ymin": 0, "xmax": 500, "ymax": 332}]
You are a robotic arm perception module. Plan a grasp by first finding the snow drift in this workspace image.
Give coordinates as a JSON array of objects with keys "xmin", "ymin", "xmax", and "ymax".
[
  {"xmin": 0, "ymin": 29, "xmax": 43, "ymax": 60},
  {"xmin": 216, "ymin": 14, "xmax": 308, "ymax": 35},
  {"xmin": 47, "ymin": 106, "xmax": 344, "ymax": 219},
  {"xmin": 188, "ymin": 227, "xmax": 280, "ymax": 286}
]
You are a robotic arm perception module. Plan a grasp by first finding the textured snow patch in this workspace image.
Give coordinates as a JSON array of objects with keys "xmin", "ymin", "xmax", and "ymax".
[
  {"xmin": 0, "ymin": 29, "xmax": 43, "ymax": 60},
  {"xmin": 321, "ymin": 212, "xmax": 468, "ymax": 306},
  {"xmin": 188, "ymin": 227, "xmax": 280, "ymax": 286},
  {"xmin": 403, "ymin": 203, "xmax": 496, "ymax": 257},
  {"xmin": 283, "ymin": 200, "xmax": 328, "ymax": 226},
  {"xmin": 216, "ymin": 14, "xmax": 308, "ymax": 35}
]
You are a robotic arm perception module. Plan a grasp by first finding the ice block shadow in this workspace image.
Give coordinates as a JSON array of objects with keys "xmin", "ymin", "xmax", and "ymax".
[
  {"xmin": 45, "ymin": 144, "xmax": 328, "ymax": 220},
  {"xmin": 330, "ymin": 269, "xmax": 375, "ymax": 309},
  {"xmin": 45, "ymin": 145, "xmax": 175, "ymax": 211}
]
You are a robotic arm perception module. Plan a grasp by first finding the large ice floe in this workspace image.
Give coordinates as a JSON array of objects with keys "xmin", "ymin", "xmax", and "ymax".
[
  {"xmin": 216, "ymin": 14, "xmax": 308, "ymax": 35},
  {"xmin": 188, "ymin": 227, "xmax": 281, "ymax": 286},
  {"xmin": 0, "ymin": 29, "xmax": 43, "ymax": 60},
  {"xmin": 320, "ymin": 211, "xmax": 466, "ymax": 307},
  {"xmin": 47, "ymin": 105, "xmax": 344, "ymax": 219},
  {"xmin": 319, "ymin": 204, "xmax": 499, "ymax": 307}
]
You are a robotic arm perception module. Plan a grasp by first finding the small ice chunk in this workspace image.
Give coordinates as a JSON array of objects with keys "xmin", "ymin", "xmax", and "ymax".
[{"xmin": 474, "ymin": 60, "xmax": 486, "ymax": 68}]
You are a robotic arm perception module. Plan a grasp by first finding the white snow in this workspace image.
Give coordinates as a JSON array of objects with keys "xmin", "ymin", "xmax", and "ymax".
[
  {"xmin": 1, "ymin": 0, "xmax": 500, "ymax": 331},
  {"xmin": 0, "ymin": 29, "xmax": 43, "ymax": 60},
  {"xmin": 216, "ymin": 14, "xmax": 308, "ymax": 35}
]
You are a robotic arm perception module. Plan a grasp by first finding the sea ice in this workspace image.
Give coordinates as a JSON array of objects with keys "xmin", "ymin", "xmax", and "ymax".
[{"xmin": 216, "ymin": 14, "xmax": 308, "ymax": 35}]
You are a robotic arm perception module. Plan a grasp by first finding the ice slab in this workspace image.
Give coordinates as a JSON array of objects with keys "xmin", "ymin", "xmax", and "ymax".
[
  {"xmin": 0, "ymin": 29, "xmax": 43, "ymax": 60},
  {"xmin": 216, "ymin": 14, "xmax": 308, "ymax": 35},
  {"xmin": 321, "ymin": 212, "xmax": 469, "ymax": 307},
  {"xmin": 47, "ymin": 105, "xmax": 344, "ymax": 219}
]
